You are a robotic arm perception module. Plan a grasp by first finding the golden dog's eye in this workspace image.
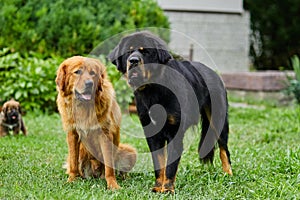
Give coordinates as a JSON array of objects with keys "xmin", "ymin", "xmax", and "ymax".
[
  {"xmin": 90, "ymin": 70, "xmax": 96, "ymax": 76},
  {"xmin": 74, "ymin": 69, "xmax": 82, "ymax": 75}
]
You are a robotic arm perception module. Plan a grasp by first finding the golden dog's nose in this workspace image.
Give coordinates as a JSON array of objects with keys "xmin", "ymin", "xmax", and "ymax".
[{"xmin": 85, "ymin": 80, "xmax": 93, "ymax": 88}]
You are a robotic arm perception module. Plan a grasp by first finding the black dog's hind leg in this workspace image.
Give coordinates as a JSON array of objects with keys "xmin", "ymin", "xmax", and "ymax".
[
  {"xmin": 199, "ymin": 106, "xmax": 232, "ymax": 175},
  {"xmin": 218, "ymin": 115, "xmax": 232, "ymax": 175},
  {"xmin": 198, "ymin": 107, "xmax": 215, "ymax": 163}
]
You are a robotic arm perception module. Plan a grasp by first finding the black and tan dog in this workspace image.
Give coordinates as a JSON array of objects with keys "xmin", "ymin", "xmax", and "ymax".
[
  {"xmin": 0, "ymin": 99, "xmax": 27, "ymax": 137},
  {"xmin": 109, "ymin": 31, "xmax": 232, "ymax": 193}
]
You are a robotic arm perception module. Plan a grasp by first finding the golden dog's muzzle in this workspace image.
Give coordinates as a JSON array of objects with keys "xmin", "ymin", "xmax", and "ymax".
[{"xmin": 75, "ymin": 79, "xmax": 95, "ymax": 101}]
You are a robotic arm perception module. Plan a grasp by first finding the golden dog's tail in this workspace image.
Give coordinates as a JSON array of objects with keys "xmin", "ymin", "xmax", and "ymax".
[
  {"xmin": 115, "ymin": 143, "xmax": 137, "ymax": 177},
  {"xmin": 64, "ymin": 143, "xmax": 137, "ymax": 179}
]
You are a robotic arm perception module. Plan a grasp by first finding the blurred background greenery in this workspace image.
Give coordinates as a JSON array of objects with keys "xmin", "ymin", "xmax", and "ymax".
[
  {"xmin": 0, "ymin": 0, "xmax": 169, "ymax": 112},
  {"xmin": 1, "ymin": 0, "xmax": 300, "ymax": 112},
  {"xmin": 244, "ymin": 0, "xmax": 300, "ymax": 71}
]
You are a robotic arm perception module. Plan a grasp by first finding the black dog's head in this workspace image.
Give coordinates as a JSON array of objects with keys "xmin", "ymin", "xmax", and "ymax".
[
  {"xmin": 109, "ymin": 31, "xmax": 173, "ymax": 88},
  {"xmin": 2, "ymin": 99, "xmax": 21, "ymax": 123}
]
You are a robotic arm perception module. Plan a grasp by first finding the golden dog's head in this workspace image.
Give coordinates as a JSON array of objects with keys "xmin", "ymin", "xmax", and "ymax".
[{"xmin": 56, "ymin": 56, "xmax": 106, "ymax": 101}]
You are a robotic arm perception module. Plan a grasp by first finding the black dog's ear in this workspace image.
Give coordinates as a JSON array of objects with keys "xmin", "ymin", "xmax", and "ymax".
[
  {"xmin": 157, "ymin": 49, "xmax": 172, "ymax": 64},
  {"xmin": 108, "ymin": 50, "xmax": 117, "ymax": 66},
  {"xmin": 116, "ymin": 56, "xmax": 127, "ymax": 74},
  {"xmin": 108, "ymin": 48, "xmax": 127, "ymax": 74}
]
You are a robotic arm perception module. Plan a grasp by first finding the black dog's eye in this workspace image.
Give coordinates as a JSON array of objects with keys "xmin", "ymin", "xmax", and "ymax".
[
  {"xmin": 127, "ymin": 46, "xmax": 134, "ymax": 54},
  {"xmin": 74, "ymin": 69, "xmax": 82, "ymax": 75},
  {"xmin": 127, "ymin": 50, "xmax": 133, "ymax": 55},
  {"xmin": 140, "ymin": 48, "xmax": 148, "ymax": 55}
]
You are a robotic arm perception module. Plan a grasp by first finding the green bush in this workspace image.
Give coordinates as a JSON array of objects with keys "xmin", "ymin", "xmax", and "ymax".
[
  {"xmin": 0, "ymin": 48, "xmax": 61, "ymax": 112},
  {"xmin": 0, "ymin": 0, "xmax": 169, "ymax": 58},
  {"xmin": 0, "ymin": 0, "xmax": 169, "ymax": 112},
  {"xmin": 244, "ymin": 0, "xmax": 300, "ymax": 70},
  {"xmin": 284, "ymin": 55, "xmax": 300, "ymax": 104}
]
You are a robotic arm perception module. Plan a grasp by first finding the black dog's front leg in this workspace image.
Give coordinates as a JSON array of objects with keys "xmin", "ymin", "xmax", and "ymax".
[
  {"xmin": 147, "ymin": 131, "xmax": 184, "ymax": 193},
  {"xmin": 146, "ymin": 136, "xmax": 167, "ymax": 193},
  {"xmin": 137, "ymin": 105, "xmax": 167, "ymax": 192},
  {"xmin": 164, "ymin": 133, "xmax": 184, "ymax": 193}
]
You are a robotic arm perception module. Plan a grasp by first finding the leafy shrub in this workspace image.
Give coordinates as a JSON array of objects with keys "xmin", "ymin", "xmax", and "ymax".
[
  {"xmin": 284, "ymin": 55, "xmax": 300, "ymax": 104},
  {"xmin": 0, "ymin": 0, "xmax": 169, "ymax": 58},
  {"xmin": 244, "ymin": 0, "xmax": 300, "ymax": 70},
  {"xmin": 0, "ymin": 48, "xmax": 61, "ymax": 112},
  {"xmin": 0, "ymin": 0, "xmax": 169, "ymax": 112}
]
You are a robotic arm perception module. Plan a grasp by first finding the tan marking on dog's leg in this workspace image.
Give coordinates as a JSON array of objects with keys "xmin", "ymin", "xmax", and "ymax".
[
  {"xmin": 152, "ymin": 150, "xmax": 166, "ymax": 193},
  {"xmin": 220, "ymin": 147, "xmax": 233, "ymax": 175},
  {"xmin": 152, "ymin": 167, "xmax": 166, "ymax": 193},
  {"xmin": 205, "ymin": 107, "xmax": 232, "ymax": 175},
  {"xmin": 167, "ymin": 114, "xmax": 177, "ymax": 125},
  {"xmin": 162, "ymin": 177, "xmax": 175, "ymax": 193}
]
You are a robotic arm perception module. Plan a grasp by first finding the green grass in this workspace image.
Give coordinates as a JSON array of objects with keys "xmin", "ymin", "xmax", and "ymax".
[{"xmin": 0, "ymin": 103, "xmax": 300, "ymax": 199}]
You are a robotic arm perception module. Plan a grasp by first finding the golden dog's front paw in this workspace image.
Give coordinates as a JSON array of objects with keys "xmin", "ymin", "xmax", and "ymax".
[
  {"xmin": 67, "ymin": 173, "xmax": 78, "ymax": 182},
  {"xmin": 106, "ymin": 178, "xmax": 120, "ymax": 190}
]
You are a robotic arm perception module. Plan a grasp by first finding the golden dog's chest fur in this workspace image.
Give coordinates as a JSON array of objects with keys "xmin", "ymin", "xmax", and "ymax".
[{"xmin": 56, "ymin": 56, "xmax": 136, "ymax": 190}]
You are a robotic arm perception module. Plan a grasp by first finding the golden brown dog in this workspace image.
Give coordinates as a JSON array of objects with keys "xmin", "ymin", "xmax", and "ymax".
[
  {"xmin": 0, "ymin": 99, "xmax": 27, "ymax": 137},
  {"xmin": 56, "ymin": 56, "xmax": 136, "ymax": 190}
]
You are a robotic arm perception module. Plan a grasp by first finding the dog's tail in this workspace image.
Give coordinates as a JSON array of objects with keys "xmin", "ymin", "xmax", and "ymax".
[{"xmin": 115, "ymin": 143, "xmax": 137, "ymax": 177}]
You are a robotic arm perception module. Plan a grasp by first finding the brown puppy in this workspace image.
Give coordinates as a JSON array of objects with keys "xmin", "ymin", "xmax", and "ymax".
[
  {"xmin": 56, "ymin": 56, "xmax": 136, "ymax": 190},
  {"xmin": 0, "ymin": 99, "xmax": 27, "ymax": 137}
]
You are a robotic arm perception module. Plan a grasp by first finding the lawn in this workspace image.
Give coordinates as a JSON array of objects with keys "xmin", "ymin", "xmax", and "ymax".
[{"xmin": 0, "ymin": 101, "xmax": 299, "ymax": 199}]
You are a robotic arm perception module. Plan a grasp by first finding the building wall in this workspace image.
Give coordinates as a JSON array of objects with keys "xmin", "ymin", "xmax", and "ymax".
[
  {"xmin": 157, "ymin": 0, "xmax": 243, "ymax": 13},
  {"xmin": 157, "ymin": 0, "xmax": 250, "ymax": 72}
]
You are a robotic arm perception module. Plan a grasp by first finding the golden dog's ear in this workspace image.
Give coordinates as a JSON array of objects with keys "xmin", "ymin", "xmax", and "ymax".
[
  {"xmin": 97, "ymin": 68, "xmax": 107, "ymax": 92},
  {"xmin": 56, "ymin": 63, "xmax": 67, "ymax": 92},
  {"xmin": 98, "ymin": 75, "xmax": 103, "ymax": 92}
]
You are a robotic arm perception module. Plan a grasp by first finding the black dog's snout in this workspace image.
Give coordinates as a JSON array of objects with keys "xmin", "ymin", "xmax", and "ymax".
[
  {"xmin": 129, "ymin": 56, "xmax": 140, "ymax": 65},
  {"xmin": 85, "ymin": 80, "xmax": 93, "ymax": 88}
]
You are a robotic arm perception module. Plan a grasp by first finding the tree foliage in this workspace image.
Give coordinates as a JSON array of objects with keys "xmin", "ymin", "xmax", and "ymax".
[
  {"xmin": 244, "ymin": 0, "xmax": 300, "ymax": 70},
  {"xmin": 0, "ymin": 0, "xmax": 169, "ymax": 58}
]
